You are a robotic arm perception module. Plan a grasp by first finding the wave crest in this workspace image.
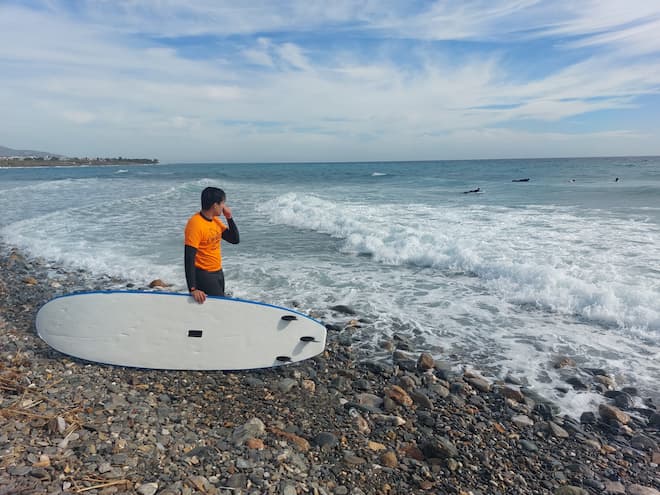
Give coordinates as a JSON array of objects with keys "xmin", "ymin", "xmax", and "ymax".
[{"xmin": 259, "ymin": 193, "xmax": 660, "ymax": 332}]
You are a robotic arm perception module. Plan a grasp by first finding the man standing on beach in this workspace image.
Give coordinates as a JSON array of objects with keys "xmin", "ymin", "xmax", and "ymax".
[{"xmin": 184, "ymin": 187, "xmax": 239, "ymax": 303}]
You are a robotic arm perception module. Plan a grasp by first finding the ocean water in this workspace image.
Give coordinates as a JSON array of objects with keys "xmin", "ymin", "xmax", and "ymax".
[{"xmin": 1, "ymin": 157, "xmax": 659, "ymax": 415}]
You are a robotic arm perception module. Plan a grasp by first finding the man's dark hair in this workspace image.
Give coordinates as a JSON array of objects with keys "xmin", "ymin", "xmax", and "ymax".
[{"xmin": 201, "ymin": 187, "xmax": 226, "ymax": 210}]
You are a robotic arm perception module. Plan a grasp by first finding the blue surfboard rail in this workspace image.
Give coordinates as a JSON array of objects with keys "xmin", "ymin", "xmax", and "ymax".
[{"xmin": 43, "ymin": 289, "xmax": 325, "ymax": 326}]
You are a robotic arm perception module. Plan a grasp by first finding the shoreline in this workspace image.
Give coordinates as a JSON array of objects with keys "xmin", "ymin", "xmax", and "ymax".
[
  {"xmin": 1, "ymin": 245, "xmax": 658, "ymax": 494},
  {"xmin": 0, "ymin": 165, "xmax": 152, "ymax": 170}
]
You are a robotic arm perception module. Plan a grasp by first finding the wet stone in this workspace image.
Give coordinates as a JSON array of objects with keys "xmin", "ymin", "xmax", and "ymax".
[
  {"xmin": 434, "ymin": 361, "xmax": 454, "ymax": 380},
  {"xmin": 580, "ymin": 411, "xmax": 597, "ymax": 424},
  {"xmin": 329, "ymin": 305, "xmax": 356, "ymax": 315},
  {"xmin": 534, "ymin": 402, "xmax": 555, "ymax": 420},
  {"xmin": 503, "ymin": 385, "xmax": 525, "ymax": 402},
  {"xmin": 554, "ymin": 356, "xmax": 576, "ymax": 369},
  {"xmin": 599, "ymin": 404, "xmax": 631, "ymax": 425},
  {"xmin": 621, "ymin": 386, "xmax": 639, "ymax": 396},
  {"xmin": 649, "ymin": 413, "xmax": 660, "ymax": 427},
  {"xmin": 466, "ymin": 376, "xmax": 491, "ymax": 393},
  {"xmin": 613, "ymin": 392, "xmax": 635, "ymax": 410},
  {"xmin": 392, "ymin": 350, "xmax": 417, "ymax": 371},
  {"xmin": 417, "ymin": 353, "xmax": 435, "ymax": 371},
  {"xmin": 565, "ymin": 376, "xmax": 589, "ymax": 390}
]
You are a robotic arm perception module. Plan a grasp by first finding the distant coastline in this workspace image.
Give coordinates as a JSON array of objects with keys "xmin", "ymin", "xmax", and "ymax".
[{"xmin": 0, "ymin": 157, "xmax": 159, "ymax": 168}]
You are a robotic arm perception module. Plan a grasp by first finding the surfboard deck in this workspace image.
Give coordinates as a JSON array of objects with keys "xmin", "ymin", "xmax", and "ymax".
[{"xmin": 35, "ymin": 291, "xmax": 327, "ymax": 370}]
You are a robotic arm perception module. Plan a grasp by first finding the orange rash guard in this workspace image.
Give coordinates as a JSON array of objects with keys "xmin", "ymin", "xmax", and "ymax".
[{"xmin": 184, "ymin": 213, "xmax": 228, "ymax": 271}]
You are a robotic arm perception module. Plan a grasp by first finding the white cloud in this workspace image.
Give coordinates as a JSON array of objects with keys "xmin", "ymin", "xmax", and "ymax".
[
  {"xmin": 276, "ymin": 43, "xmax": 310, "ymax": 70},
  {"xmin": 242, "ymin": 38, "xmax": 275, "ymax": 67},
  {"xmin": 1, "ymin": 1, "xmax": 659, "ymax": 161},
  {"xmin": 563, "ymin": 17, "xmax": 660, "ymax": 56}
]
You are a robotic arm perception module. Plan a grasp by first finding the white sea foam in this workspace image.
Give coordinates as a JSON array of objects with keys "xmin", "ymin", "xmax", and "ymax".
[{"xmin": 259, "ymin": 193, "xmax": 660, "ymax": 333}]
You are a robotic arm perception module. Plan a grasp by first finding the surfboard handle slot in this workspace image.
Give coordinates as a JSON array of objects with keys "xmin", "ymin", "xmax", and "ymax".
[
  {"xmin": 281, "ymin": 315, "xmax": 297, "ymax": 321},
  {"xmin": 300, "ymin": 336, "xmax": 318, "ymax": 343},
  {"xmin": 276, "ymin": 356, "xmax": 292, "ymax": 362},
  {"xmin": 188, "ymin": 330, "xmax": 203, "ymax": 338}
]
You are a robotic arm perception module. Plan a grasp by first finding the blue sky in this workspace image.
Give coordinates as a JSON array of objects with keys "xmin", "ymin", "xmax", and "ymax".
[{"xmin": 1, "ymin": 1, "xmax": 659, "ymax": 162}]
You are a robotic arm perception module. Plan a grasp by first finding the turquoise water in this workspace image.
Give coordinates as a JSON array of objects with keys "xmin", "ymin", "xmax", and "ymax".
[{"xmin": 1, "ymin": 156, "xmax": 659, "ymax": 414}]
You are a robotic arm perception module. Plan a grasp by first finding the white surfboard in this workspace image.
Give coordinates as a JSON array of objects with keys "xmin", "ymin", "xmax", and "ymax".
[{"xmin": 36, "ymin": 291, "xmax": 327, "ymax": 370}]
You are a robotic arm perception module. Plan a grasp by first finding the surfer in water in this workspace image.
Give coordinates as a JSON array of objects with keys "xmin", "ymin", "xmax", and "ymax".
[
  {"xmin": 463, "ymin": 187, "xmax": 480, "ymax": 194},
  {"xmin": 184, "ymin": 187, "xmax": 240, "ymax": 303}
]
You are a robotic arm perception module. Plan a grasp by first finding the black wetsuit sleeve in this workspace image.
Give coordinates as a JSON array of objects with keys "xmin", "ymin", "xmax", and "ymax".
[
  {"xmin": 184, "ymin": 245, "xmax": 198, "ymax": 291},
  {"xmin": 222, "ymin": 218, "xmax": 240, "ymax": 244}
]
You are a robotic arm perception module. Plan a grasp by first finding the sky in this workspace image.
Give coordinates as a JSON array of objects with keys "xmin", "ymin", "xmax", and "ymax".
[{"xmin": 1, "ymin": 0, "xmax": 660, "ymax": 163}]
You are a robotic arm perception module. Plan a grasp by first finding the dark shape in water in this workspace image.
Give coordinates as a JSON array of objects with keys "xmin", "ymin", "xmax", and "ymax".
[
  {"xmin": 512, "ymin": 178, "xmax": 530, "ymax": 182},
  {"xmin": 463, "ymin": 187, "xmax": 480, "ymax": 194}
]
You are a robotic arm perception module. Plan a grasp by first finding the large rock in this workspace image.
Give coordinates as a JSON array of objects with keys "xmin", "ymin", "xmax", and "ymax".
[
  {"xmin": 466, "ymin": 376, "xmax": 492, "ymax": 393},
  {"xmin": 512, "ymin": 415, "xmax": 534, "ymax": 428},
  {"xmin": 613, "ymin": 392, "xmax": 634, "ymax": 409},
  {"xmin": 355, "ymin": 393, "xmax": 384, "ymax": 410},
  {"xmin": 502, "ymin": 385, "xmax": 525, "ymax": 403},
  {"xmin": 548, "ymin": 421, "xmax": 570, "ymax": 439},
  {"xmin": 417, "ymin": 353, "xmax": 435, "ymax": 371},
  {"xmin": 598, "ymin": 403, "xmax": 630, "ymax": 424},
  {"xmin": 384, "ymin": 385, "xmax": 413, "ymax": 407}
]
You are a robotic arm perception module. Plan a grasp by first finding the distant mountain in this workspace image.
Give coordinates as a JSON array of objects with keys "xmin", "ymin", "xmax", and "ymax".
[{"xmin": 0, "ymin": 145, "xmax": 62, "ymax": 158}]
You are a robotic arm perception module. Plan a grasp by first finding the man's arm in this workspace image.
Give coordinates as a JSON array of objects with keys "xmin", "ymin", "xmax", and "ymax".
[
  {"xmin": 222, "ymin": 218, "xmax": 240, "ymax": 244},
  {"xmin": 184, "ymin": 244, "xmax": 198, "ymax": 291}
]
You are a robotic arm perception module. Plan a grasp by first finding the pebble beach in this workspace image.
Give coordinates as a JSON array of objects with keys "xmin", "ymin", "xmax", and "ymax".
[{"xmin": 1, "ymin": 245, "xmax": 659, "ymax": 495}]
